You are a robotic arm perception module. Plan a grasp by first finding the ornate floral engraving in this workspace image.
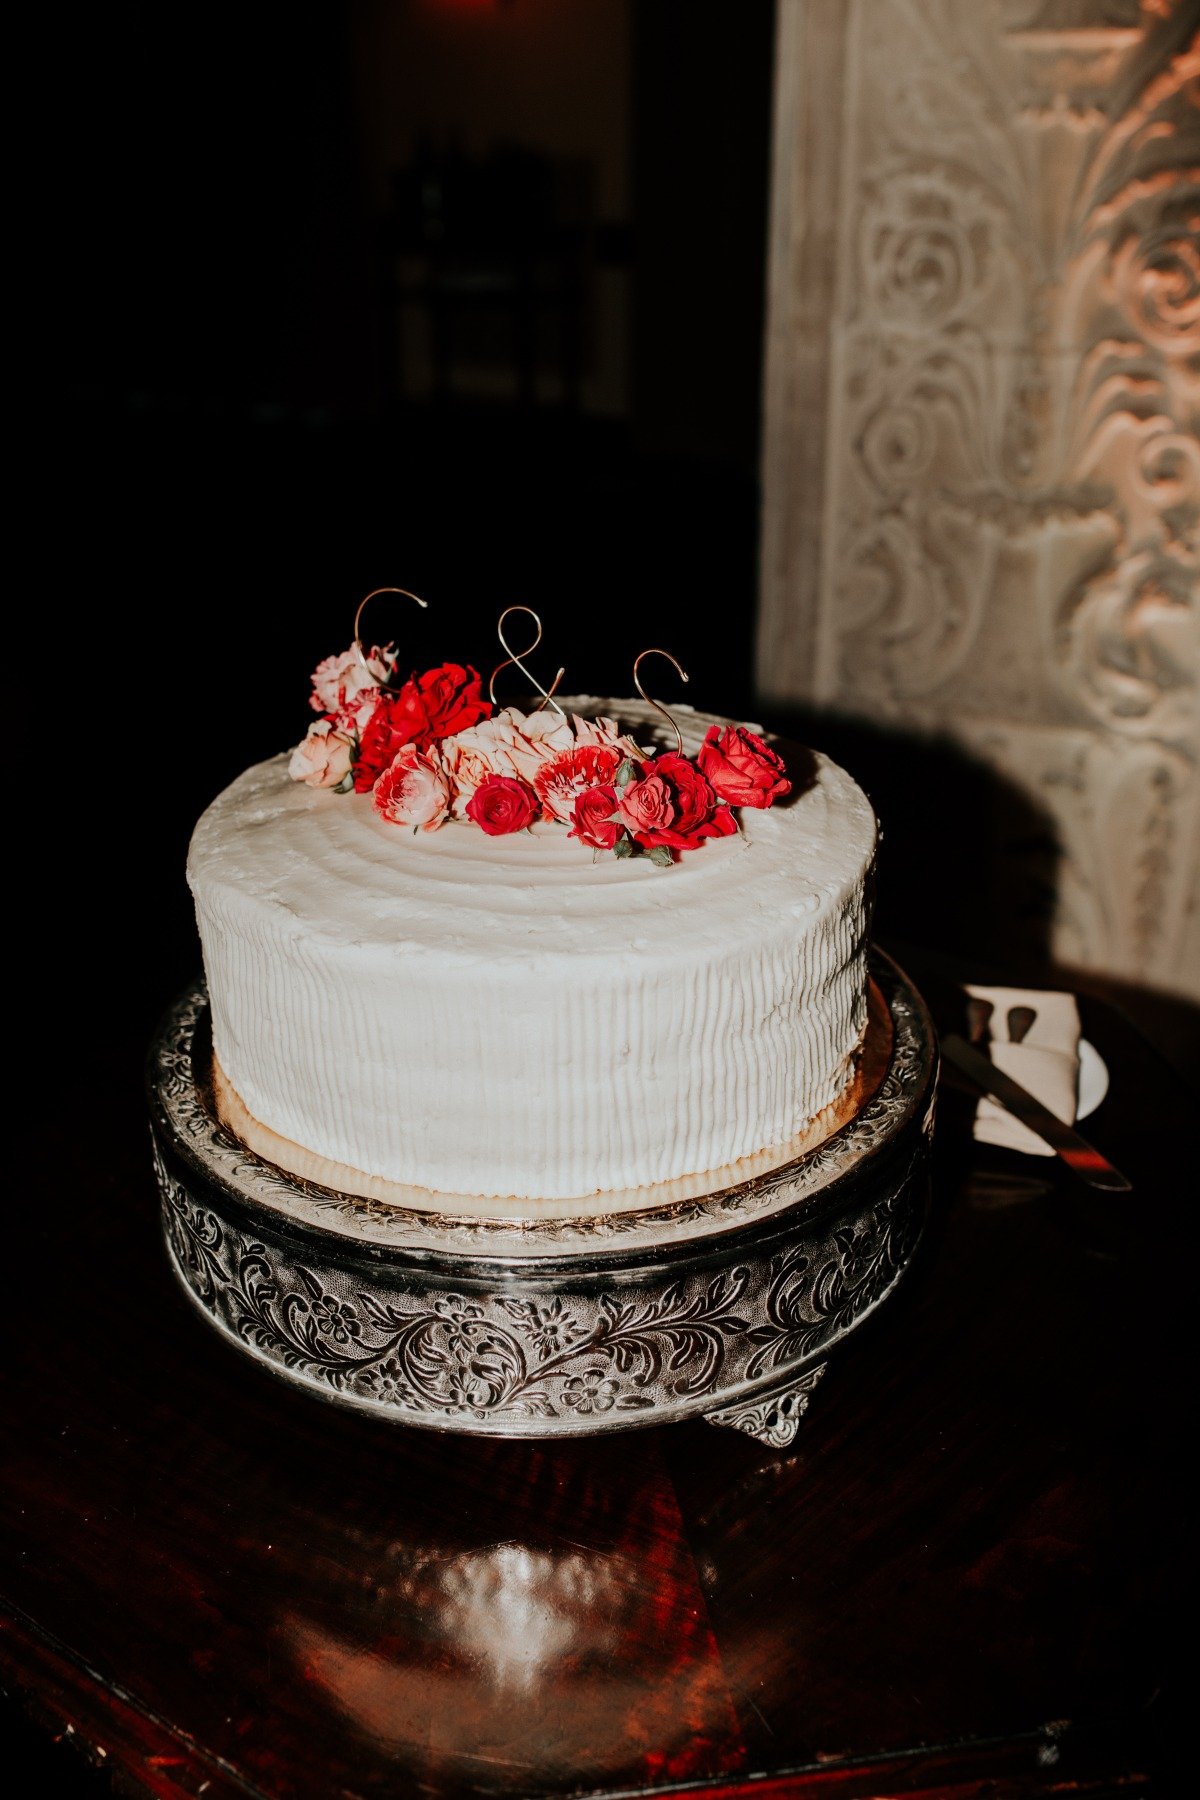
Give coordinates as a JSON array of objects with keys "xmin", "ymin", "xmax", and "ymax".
[
  {"xmin": 743, "ymin": 1180, "xmax": 924, "ymax": 1381},
  {"xmin": 707, "ymin": 1366, "xmax": 828, "ymax": 1449},
  {"xmin": 760, "ymin": 0, "xmax": 1200, "ymax": 994},
  {"xmin": 156, "ymin": 1160, "xmax": 922, "ymax": 1431}
]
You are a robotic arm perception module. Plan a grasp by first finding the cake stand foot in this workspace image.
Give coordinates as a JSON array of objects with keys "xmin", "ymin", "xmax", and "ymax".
[{"xmin": 706, "ymin": 1364, "xmax": 828, "ymax": 1448}]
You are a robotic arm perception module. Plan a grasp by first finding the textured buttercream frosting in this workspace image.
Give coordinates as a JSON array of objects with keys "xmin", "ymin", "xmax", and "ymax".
[{"xmin": 188, "ymin": 702, "xmax": 876, "ymax": 1205}]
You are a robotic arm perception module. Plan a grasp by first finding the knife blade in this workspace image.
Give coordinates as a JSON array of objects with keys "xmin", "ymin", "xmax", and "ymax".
[{"xmin": 941, "ymin": 1033, "xmax": 1132, "ymax": 1192}]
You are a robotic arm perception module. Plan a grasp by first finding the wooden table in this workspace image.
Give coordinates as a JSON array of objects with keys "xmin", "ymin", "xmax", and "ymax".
[{"xmin": 2, "ymin": 964, "xmax": 1188, "ymax": 1798}]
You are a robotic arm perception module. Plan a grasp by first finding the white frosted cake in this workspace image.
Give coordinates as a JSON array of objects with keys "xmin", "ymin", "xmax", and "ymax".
[{"xmin": 189, "ymin": 696, "xmax": 876, "ymax": 1212}]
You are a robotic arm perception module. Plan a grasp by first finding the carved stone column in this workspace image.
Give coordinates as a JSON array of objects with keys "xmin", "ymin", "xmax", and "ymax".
[{"xmin": 759, "ymin": 0, "xmax": 1199, "ymax": 997}]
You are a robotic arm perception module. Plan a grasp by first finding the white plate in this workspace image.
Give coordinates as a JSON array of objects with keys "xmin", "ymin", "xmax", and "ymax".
[
  {"xmin": 1077, "ymin": 1038, "xmax": 1110, "ymax": 1121},
  {"xmin": 974, "ymin": 1037, "xmax": 1110, "ymax": 1157}
]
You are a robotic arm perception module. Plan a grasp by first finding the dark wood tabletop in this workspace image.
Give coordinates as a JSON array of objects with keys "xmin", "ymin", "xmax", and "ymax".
[{"xmin": 3, "ymin": 956, "xmax": 1190, "ymax": 1799}]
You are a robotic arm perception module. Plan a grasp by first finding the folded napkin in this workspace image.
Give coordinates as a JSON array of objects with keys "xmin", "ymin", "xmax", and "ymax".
[{"xmin": 963, "ymin": 984, "xmax": 1081, "ymax": 1157}]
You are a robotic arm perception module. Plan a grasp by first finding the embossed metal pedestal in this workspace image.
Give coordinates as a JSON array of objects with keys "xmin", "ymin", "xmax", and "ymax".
[{"xmin": 148, "ymin": 952, "xmax": 936, "ymax": 1447}]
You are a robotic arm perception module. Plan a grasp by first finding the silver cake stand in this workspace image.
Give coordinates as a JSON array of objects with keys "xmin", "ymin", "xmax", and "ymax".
[{"xmin": 147, "ymin": 951, "xmax": 936, "ymax": 1448}]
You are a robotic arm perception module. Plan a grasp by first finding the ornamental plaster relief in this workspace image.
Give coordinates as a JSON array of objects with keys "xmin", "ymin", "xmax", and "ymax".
[{"xmin": 759, "ymin": 0, "xmax": 1199, "ymax": 995}]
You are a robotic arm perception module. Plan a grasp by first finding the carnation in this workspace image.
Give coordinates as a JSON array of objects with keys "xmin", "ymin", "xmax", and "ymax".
[
  {"xmin": 534, "ymin": 743, "xmax": 624, "ymax": 823},
  {"xmin": 571, "ymin": 713, "xmax": 644, "ymax": 763},
  {"xmin": 310, "ymin": 643, "xmax": 397, "ymax": 729}
]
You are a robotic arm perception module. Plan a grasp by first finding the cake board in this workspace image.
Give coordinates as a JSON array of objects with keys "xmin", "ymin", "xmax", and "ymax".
[{"xmin": 147, "ymin": 950, "xmax": 936, "ymax": 1447}]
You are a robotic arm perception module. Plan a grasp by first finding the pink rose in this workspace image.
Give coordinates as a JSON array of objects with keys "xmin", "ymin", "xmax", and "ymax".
[
  {"xmin": 632, "ymin": 752, "xmax": 736, "ymax": 852},
  {"xmin": 310, "ymin": 643, "xmax": 397, "ymax": 729},
  {"xmin": 616, "ymin": 773, "xmax": 675, "ymax": 838},
  {"xmin": 697, "ymin": 725, "xmax": 791, "ymax": 808},
  {"xmin": 373, "ymin": 743, "xmax": 452, "ymax": 831},
  {"xmin": 569, "ymin": 783, "xmax": 622, "ymax": 850},
  {"xmin": 465, "ymin": 774, "xmax": 540, "ymax": 836},
  {"xmin": 288, "ymin": 720, "xmax": 355, "ymax": 790}
]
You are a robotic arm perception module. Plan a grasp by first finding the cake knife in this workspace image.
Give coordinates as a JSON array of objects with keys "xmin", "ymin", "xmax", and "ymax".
[{"xmin": 941, "ymin": 1033, "xmax": 1132, "ymax": 1193}]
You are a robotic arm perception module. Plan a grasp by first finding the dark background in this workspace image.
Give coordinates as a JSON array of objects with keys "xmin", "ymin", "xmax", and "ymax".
[{"xmin": 46, "ymin": 0, "xmax": 779, "ymax": 1075}]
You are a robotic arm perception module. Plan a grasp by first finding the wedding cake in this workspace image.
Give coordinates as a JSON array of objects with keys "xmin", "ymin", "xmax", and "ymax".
[{"xmin": 187, "ymin": 627, "xmax": 877, "ymax": 1212}]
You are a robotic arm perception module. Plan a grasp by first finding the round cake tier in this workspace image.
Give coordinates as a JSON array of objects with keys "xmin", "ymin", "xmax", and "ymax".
[{"xmin": 187, "ymin": 702, "xmax": 877, "ymax": 1203}]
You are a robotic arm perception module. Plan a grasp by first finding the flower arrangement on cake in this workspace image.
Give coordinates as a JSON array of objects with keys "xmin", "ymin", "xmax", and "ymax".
[{"xmin": 288, "ymin": 592, "xmax": 791, "ymax": 866}]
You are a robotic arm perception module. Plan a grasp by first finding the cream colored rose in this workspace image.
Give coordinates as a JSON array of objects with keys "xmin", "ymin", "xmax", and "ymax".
[
  {"xmin": 440, "ymin": 732, "xmax": 498, "ymax": 818},
  {"xmin": 373, "ymin": 743, "xmax": 452, "ymax": 830},
  {"xmin": 489, "ymin": 707, "xmax": 575, "ymax": 784},
  {"xmin": 511, "ymin": 705, "xmax": 575, "ymax": 757},
  {"xmin": 288, "ymin": 720, "xmax": 355, "ymax": 789}
]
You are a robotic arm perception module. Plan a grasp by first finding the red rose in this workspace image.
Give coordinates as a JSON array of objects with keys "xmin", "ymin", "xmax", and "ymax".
[
  {"xmin": 569, "ymin": 783, "xmax": 622, "ymax": 850},
  {"xmin": 633, "ymin": 752, "xmax": 737, "ymax": 852},
  {"xmin": 352, "ymin": 663, "xmax": 492, "ymax": 792},
  {"xmin": 616, "ymin": 773, "xmax": 675, "ymax": 839},
  {"xmin": 465, "ymin": 774, "xmax": 540, "ymax": 836},
  {"xmin": 353, "ymin": 694, "xmax": 407, "ymax": 792},
  {"xmin": 404, "ymin": 662, "xmax": 491, "ymax": 745},
  {"xmin": 696, "ymin": 725, "xmax": 790, "ymax": 808}
]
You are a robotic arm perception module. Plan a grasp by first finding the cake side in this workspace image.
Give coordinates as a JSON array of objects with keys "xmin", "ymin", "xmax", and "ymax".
[
  {"xmin": 207, "ymin": 976, "xmax": 891, "ymax": 1220},
  {"xmin": 188, "ymin": 703, "xmax": 876, "ymax": 1203}
]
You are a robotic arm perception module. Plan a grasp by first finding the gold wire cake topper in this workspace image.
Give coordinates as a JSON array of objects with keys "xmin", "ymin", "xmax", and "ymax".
[
  {"xmin": 352, "ymin": 585, "xmax": 429, "ymax": 694},
  {"xmin": 349, "ymin": 588, "xmax": 688, "ymax": 747},
  {"xmin": 488, "ymin": 605, "xmax": 566, "ymax": 719},
  {"xmin": 632, "ymin": 648, "xmax": 689, "ymax": 757}
]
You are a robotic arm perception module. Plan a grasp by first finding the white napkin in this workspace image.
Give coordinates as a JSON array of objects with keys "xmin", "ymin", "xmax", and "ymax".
[{"xmin": 963, "ymin": 984, "xmax": 1081, "ymax": 1157}]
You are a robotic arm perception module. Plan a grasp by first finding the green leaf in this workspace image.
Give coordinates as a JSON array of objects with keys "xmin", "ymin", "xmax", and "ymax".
[
  {"xmin": 613, "ymin": 833, "xmax": 634, "ymax": 859},
  {"xmin": 614, "ymin": 758, "xmax": 639, "ymax": 789},
  {"xmin": 647, "ymin": 845, "xmax": 674, "ymax": 868},
  {"xmin": 333, "ymin": 771, "xmax": 355, "ymax": 794}
]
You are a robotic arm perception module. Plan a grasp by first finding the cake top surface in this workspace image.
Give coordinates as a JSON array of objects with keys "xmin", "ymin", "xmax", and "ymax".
[{"xmin": 189, "ymin": 701, "xmax": 877, "ymax": 970}]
